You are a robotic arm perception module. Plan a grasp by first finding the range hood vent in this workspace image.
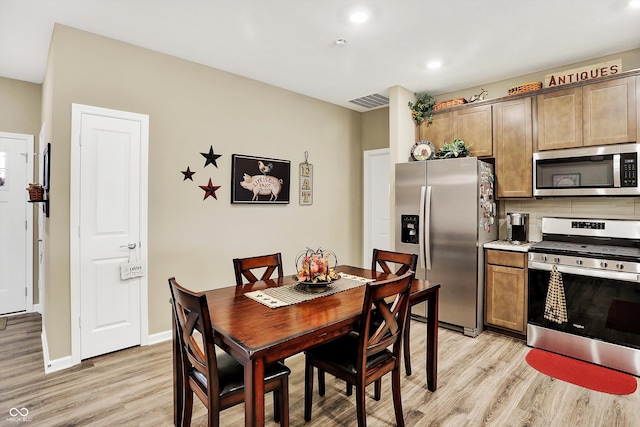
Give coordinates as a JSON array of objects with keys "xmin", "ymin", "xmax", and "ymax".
[{"xmin": 348, "ymin": 93, "xmax": 389, "ymax": 109}]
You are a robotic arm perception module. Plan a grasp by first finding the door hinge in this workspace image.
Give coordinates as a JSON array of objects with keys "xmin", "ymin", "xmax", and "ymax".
[{"xmin": 25, "ymin": 287, "xmax": 28, "ymax": 296}]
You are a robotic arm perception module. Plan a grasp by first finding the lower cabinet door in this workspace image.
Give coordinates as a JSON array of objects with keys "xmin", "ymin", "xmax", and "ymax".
[{"xmin": 485, "ymin": 263, "xmax": 526, "ymax": 333}]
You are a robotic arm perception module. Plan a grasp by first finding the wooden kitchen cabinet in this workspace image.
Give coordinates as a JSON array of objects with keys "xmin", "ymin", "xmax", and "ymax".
[
  {"xmin": 454, "ymin": 104, "xmax": 493, "ymax": 157},
  {"xmin": 419, "ymin": 104, "xmax": 493, "ymax": 157},
  {"xmin": 537, "ymin": 76, "xmax": 637, "ymax": 150},
  {"xmin": 485, "ymin": 249, "xmax": 527, "ymax": 334},
  {"xmin": 493, "ymin": 97, "xmax": 533, "ymax": 198},
  {"xmin": 583, "ymin": 76, "xmax": 637, "ymax": 146},
  {"xmin": 418, "ymin": 111, "xmax": 453, "ymax": 152},
  {"xmin": 537, "ymin": 87, "xmax": 582, "ymax": 150}
]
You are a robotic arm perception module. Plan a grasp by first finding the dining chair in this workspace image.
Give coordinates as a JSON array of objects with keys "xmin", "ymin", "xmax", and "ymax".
[
  {"xmin": 372, "ymin": 249, "xmax": 418, "ymax": 376},
  {"xmin": 303, "ymin": 271, "xmax": 414, "ymax": 427},
  {"xmin": 233, "ymin": 252, "xmax": 284, "ymax": 285},
  {"xmin": 169, "ymin": 277, "xmax": 290, "ymax": 427}
]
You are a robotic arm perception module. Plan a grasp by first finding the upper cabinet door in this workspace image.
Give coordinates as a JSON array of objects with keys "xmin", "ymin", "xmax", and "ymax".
[
  {"xmin": 418, "ymin": 111, "xmax": 453, "ymax": 152},
  {"xmin": 453, "ymin": 104, "xmax": 493, "ymax": 157},
  {"xmin": 583, "ymin": 76, "xmax": 637, "ymax": 146},
  {"xmin": 493, "ymin": 97, "xmax": 533, "ymax": 198},
  {"xmin": 537, "ymin": 87, "xmax": 582, "ymax": 150}
]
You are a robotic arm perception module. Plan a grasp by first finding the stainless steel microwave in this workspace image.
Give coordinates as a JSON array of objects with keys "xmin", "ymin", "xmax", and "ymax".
[{"xmin": 533, "ymin": 144, "xmax": 639, "ymax": 196}]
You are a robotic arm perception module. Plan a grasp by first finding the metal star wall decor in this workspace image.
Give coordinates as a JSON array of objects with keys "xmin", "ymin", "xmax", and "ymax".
[
  {"xmin": 200, "ymin": 145, "xmax": 222, "ymax": 168},
  {"xmin": 199, "ymin": 178, "xmax": 221, "ymax": 200},
  {"xmin": 181, "ymin": 166, "xmax": 196, "ymax": 181}
]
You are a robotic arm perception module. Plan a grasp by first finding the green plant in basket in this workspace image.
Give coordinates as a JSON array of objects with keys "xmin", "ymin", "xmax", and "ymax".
[
  {"xmin": 408, "ymin": 93, "xmax": 435, "ymax": 124},
  {"xmin": 434, "ymin": 138, "xmax": 471, "ymax": 159}
]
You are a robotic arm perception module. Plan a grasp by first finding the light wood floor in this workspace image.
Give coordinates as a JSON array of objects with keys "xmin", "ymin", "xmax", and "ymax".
[{"xmin": 1, "ymin": 313, "xmax": 638, "ymax": 426}]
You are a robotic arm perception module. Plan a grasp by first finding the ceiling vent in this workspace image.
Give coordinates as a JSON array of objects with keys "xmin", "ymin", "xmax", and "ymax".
[{"xmin": 348, "ymin": 93, "xmax": 389, "ymax": 109}]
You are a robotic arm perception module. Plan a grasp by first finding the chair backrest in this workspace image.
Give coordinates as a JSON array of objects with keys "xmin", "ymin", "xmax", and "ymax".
[
  {"xmin": 168, "ymin": 277, "xmax": 220, "ymax": 403},
  {"xmin": 372, "ymin": 249, "xmax": 418, "ymax": 275},
  {"xmin": 358, "ymin": 271, "xmax": 414, "ymax": 367},
  {"xmin": 233, "ymin": 252, "xmax": 283, "ymax": 285}
]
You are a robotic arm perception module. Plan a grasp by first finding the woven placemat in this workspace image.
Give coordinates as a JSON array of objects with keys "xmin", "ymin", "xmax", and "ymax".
[
  {"xmin": 245, "ymin": 273, "xmax": 371, "ymax": 308},
  {"xmin": 0, "ymin": 317, "xmax": 6, "ymax": 330}
]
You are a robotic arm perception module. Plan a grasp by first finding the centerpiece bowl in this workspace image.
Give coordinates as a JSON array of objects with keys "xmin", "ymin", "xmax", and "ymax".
[{"xmin": 294, "ymin": 248, "xmax": 340, "ymax": 292}]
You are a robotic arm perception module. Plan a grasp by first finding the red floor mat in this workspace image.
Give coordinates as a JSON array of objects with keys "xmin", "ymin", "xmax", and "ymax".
[{"xmin": 526, "ymin": 348, "xmax": 638, "ymax": 395}]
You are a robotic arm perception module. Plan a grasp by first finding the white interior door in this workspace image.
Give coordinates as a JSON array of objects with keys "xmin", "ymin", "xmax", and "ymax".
[
  {"xmin": 71, "ymin": 104, "xmax": 148, "ymax": 361},
  {"xmin": 0, "ymin": 132, "xmax": 33, "ymax": 315},
  {"xmin": 363, "ymin": 148, "xmax": 390, "ymax": 268}
]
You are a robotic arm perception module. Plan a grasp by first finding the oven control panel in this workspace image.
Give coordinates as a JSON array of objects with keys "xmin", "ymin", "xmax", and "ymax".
[{"xmin": 571, "ymin": 221, "xmax": 605, "ymax": 230}]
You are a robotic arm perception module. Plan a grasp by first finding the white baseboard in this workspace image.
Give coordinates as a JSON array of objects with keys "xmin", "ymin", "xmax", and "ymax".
[
  {"xmin": 40, "ymin": 324, "xmax": 171, "ymax": 373},
  {"xmin": 148, "ymin": 329, "xmax": 172, "ymax": 345},
  {"xmin": 41, "ymin": 325, "xmax": 74, "ymax": 374}
]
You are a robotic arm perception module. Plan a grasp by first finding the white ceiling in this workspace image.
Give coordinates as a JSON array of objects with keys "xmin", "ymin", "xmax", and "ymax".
[{"xmin": 1, "ymin": 0, "xmax": 639, "ymax": 112}]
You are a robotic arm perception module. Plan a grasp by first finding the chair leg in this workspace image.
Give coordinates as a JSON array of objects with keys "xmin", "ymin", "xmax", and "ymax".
[
  {"xmin": 355, "ymin": 382, "xmax": 367, "ymax": 427},
  {"xmin": 304, "ymin": 359, "xmax": 314, "ymax": 422},
  {"xmin": 392, "ymin": 367, "xmax": 405, "ymax": 427},
  {"xmin": 277, "ymin": 378, "xmax": 289, "ymax": 427},
  {"xmin": 374, "ymin": 379, "xmax": 381, "ymax": 401},
  {"xmin": 182, "ymin": 389, "xmax": 194, "ymax": 427},
  {"xmin": 346, "ymin": 382, "xmax": 352, "ymax": 396},
  {"xmin": 404, "ymin": 319, "xmax": 412, "ymax": 376}
]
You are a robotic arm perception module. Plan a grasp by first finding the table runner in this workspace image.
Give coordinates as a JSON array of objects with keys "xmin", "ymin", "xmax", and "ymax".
[{"xmin": 245, "ymin": 273, "xmax": 371, "ymax": 308}]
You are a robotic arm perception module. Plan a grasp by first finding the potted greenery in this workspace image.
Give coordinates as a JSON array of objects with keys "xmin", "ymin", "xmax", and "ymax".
[
  {"xmin": 408, "ymin": 93, "xmax": 435, "ymax": 124},
  {"xmin": 434, "ymin": 139, "xmax": 471, "ymax": 159}
]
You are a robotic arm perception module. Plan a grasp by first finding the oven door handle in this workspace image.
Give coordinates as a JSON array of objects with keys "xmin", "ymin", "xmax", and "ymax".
[{"xmin": 529, "ymin": 261, "xmax": 640, "ymax": 283}]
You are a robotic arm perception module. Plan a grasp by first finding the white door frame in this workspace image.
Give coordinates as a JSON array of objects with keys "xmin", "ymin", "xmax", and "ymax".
[
  {"xmin": 37, "ymin": 122, "xmax": 46, "ymax": 315},
  {"xmin": 0, "ymin": 132, "xmax": 34, "ymax": 314},
  {"xmin": 363, "ymin": 148, "xmax": 390, "ymax": 267},
  {"xmin": 70, "ymin": 104, "xmax": 149, "ymax": 366}
]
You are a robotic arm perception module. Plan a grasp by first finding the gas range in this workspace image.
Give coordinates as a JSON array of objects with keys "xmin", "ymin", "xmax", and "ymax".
[
  {"xmin": 528, "ymin": 217, "xmax": 640, "ymax": 273},
  {"xmin": 527, "ymin": 217, "xmax": 640, "ymax": 376}
]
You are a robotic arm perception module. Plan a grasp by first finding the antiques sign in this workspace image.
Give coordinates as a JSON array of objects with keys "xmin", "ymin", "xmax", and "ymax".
[{"xmin": 544, "ymin": 59, "xmax": 621, "ymax": 88}]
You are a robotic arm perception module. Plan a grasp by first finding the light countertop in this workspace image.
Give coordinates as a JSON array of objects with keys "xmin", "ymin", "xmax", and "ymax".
[{"xmin": 484, "ymin": 240, "xmax": 537, "ymax": 252}]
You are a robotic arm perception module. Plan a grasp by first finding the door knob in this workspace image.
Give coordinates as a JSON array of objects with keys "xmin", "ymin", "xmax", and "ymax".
[{"xmin": 120, "ymin": 243, "xmax": 136, "ymax": 250}]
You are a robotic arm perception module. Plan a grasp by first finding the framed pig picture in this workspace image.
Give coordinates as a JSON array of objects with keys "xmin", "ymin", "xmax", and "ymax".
[{"xmin": 231, "ymin": 154, "xmax": 291, "ymax": 204}]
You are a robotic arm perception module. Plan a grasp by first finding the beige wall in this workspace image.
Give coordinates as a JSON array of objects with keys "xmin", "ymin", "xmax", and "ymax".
[
  {"xmin": 361, "ymin": 107, "xmax": 389, "ymax": 151},
  {"xmin": 0, "ymin": 77, "xmax": 41, "ymax": 136},
  {"xmin": 44, "ymin": 25, "xmax": 363, "ymax": 359}
]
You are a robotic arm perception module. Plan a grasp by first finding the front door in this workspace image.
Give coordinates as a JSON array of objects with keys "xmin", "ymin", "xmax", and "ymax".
[
  {"xmin": 0, "ymin": 132, "xmax": 33, "ymax": 315},
  {"xmin": 71, "ymin": 104, "xmax": 149, "ymax": 360}
]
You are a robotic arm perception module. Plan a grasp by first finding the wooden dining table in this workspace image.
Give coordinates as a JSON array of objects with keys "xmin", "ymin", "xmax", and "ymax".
[{"xmin": 173, "ymin": 265, "xmax": 440, "ymax": 427}]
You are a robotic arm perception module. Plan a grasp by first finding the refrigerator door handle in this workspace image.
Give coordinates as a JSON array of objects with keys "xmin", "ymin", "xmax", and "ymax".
[
  {"xmin": 424, "ymin": 185, "xmax": 432, "ymax": 270},
  {"xmin": 418, "ymin": 186, "xmax": 426, "ymax": 270}
]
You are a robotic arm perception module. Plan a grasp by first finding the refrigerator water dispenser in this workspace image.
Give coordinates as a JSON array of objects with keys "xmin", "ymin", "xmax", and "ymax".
[{"xmin": 400, "ymin": 215, "xmax": 419, "ymax": 244}]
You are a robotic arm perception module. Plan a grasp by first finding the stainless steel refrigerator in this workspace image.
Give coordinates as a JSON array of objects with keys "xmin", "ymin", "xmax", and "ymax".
[{"xmin": 395, "ymin": 157, "xmax": 497, "ymax": 337}]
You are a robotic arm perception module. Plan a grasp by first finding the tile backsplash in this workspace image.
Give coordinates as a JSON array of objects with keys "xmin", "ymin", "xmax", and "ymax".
[{"xmin": 499, "ymin": 197, "xmax": 640, "ymax": 242}]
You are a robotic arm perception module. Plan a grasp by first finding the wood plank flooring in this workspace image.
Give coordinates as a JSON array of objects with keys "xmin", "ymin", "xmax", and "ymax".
[{"xmin": 1, "ymin": 312, "xmax": 638, "ymax": 426}]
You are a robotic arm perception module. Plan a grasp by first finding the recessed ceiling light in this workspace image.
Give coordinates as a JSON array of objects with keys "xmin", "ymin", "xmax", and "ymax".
[
  {"xmin": 629, "ymin": 0, "xmax": 640, "ymax": 8},
  {"xmin": 350, "ymin": 11, "xmax": 369, "ymax": 23},
  {"xmin": 427, "ymin": 61, "xmax": 442, "ymax": 69}
]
